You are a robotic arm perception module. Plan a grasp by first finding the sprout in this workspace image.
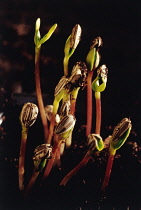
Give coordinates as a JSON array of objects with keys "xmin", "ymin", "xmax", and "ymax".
[
  {"xmin": 101, "ymin": 118, "xmax": 132, "ymax": 192},
  {"xmin": 65, "ymin": 61, "xmax": 87, "ymax": 92},
  {"xmin": 60, "ymin": 133, "xmax": 104, "ymax": 186},
  {"xmin": 20, "ymin": 103, "xmax": 38, "ymax": 129},
  {"xmin": 92, "ymin": 64, "xmax": 108, "ymax": 93},
  {"xmin": 33, "ymin": 144, "xmax": 52, "ymax": 172},
  {"xmin": 18, "ymin": 103, "xmax": 38, "ymax": 191},
  {"xmin": 110, "ymin": 117, "xmax": 132, "ymax": 154},
  {"xmin": 69, "ymin": 24, "xmax": 82, "ymax": 53},
  {"xmin": 63, "ymin": 24, "xmax": 82, "ymax": 77},
  {"xmin": 54, "ymin": 114, "xmax": 76, "ymax": 140},
  {"xmin": 86, "ymin": 36, "xmax": 103, "ymax": 71},
  {"xmin": 87, "ymin": 133, "xmax": 104, "ymax": 152}
]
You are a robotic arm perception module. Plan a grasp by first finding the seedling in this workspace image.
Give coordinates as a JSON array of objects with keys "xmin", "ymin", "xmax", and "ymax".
[
  {"xmin": 34, "ymin": 18, "xmax": 57, "ymax": 144},
  {"xmin": 101, "ymin": 118, "xmax": 132, "ymax": 192},
  {"xmin": 92, "ymin": 64, "xmax": 108, "ymax": 134},
  {"xmin": 24, "ymin": 143, "xmax": 52, "ymax": 197},
  {"xmin": 60, "ymin": 133, "xmax": 104, "ymax": 186},
  {"xmin": 86, "ymin": 37, "xmax": 103, "ymax": 136},
  {"xmin": 19, "ymin": 103, "xmax": 38, "ymax": 190}
]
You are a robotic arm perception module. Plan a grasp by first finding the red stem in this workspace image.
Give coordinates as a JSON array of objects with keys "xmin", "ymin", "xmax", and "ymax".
[
  {"xmin": 18, "ymin": 129, "xmax": 28, "ymax": 191},
  {"xmin": 95, "ymin": 95, "xmax": 101, "ymax": 134},
  {"xmin": 42, "ymin": 137, "xmax": 60, "ymax": 182},
  {"xmin": 60, "ymin": 152, "xmax": 92, "ymax": 186},
  {"xmin": 101, "ymin": 154, "xmax": 115, "ymax": 192},
  {"xmin": 35, "ymin": 49, "xmax": 48, "ymax": 143},
  {"xmin": 24, "ymin": 170, "xmax": 39, "ymax": 198},
  {"xmin": 86, "ymin": 71, "xmax": 93, "ymax": 136}
]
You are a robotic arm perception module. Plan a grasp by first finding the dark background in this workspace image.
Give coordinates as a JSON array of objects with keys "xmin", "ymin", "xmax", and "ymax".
[
  {"xmin": 0, "ymin": 0, "xmax": 141, "ymax": 209},
  {"xmin": 0, "ymin": 0, "xmax": 141, "ymax": 129}
]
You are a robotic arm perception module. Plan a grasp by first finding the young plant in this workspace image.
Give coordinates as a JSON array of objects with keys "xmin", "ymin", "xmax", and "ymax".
[
  {"xmin": 42, "ymin": 114, "xmax": 76, "ymax": 181},
  {"xmin": 34, "ymin": 18, "xmax": 57, "ymax": 144},
  {"xmin": 92, "ymin": 64, "xmax": 108, "ymax": 134},
  {"xmin": 24, "ymin": 143, "xmax": 52, "ymax": 197},
  {"xmin": 101, "ymin": 118, "xmax": 132, "ymax": 192},
  {"xmin": 63, "ymin": 24, "xmax": 82, "ymax": 77},
  {"xmin": 86, "ymin": 37, "xmax": 102, "ymax": 136},
  {"xmin": 19, "ymin": 103, "xmax": 38, "ymax": 190},
  {"xmin": 60, "ymin": 133, "xmax": 104, "ymax": 186}
]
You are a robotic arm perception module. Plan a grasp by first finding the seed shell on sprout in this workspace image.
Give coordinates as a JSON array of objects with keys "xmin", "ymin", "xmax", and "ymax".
[
  {"xmin": 112, "ymin": 118, "xmax": 132, "ymax": 142},
  {"xmin": 97, "ymin": 64, "xmax": 108, "ymax": 79},
  {"xmin": 54, "ymin": 76, "xmax": 68, "ymax": 96},
  {"xmin": 33, "ymin": 144, "xmax": 52, "ymax": 161},
  {"xmin": 70, "ymin": 24, "xmax": 82, "ymax": 49},
  {"xmin": 20, "ymin": 103, "xmax": 38, "ymax": 128},
  {"xmin": 87, "ymin": 134, "xmax": 101, "ymax": 151},
  {"xmin": 54, "ymin": 114, "xmax": 76, "ymax": 135},
  {"xmin": 59, "ymin": 100, "xmax": 71, "ymax": 119}
]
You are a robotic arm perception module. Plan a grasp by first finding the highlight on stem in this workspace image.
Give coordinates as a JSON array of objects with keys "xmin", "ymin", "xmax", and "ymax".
[
  {"xmin": 101, "ymin": 117, "xmax": 132, "ymax": 192},
  {"xmin": 85, "ymin": 36, "xmax": 103, "ymax": 137},
  {"xmin": 19, "ymin": 103, "xmax": 38, "ymax": 191},
  {"xmin": 60, "ymin": 133, "xmax": 104, "ymax": 186}
]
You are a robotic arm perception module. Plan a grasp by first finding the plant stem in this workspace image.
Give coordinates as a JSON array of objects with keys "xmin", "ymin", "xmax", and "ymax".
[
  {"xmin": 35, "ymin": 47, "xmax": 48, "ymax": 143},
  {"xmin": 24, "ymin": 170, "xmax": 40, "ymax": 198},
  {"xmin": 18, "ymin": 127, "xmax": 28, "ymax": 191},
  {"xmin": 42, "ymin": 136, "xmax": 61, "ymax": 182},
  {"xmin": 63, "ymin": 56, "xmax": 69, "ymax": 77},
  {"xmin": 60, "ymin": 151, "xmax": 92, "ymax": 186},
  {"xmin": 101, "ymin": 151, "xmax": 115, "ymax": 192},
  {"xmin": 95, "ymin": 92, "xmax": 101, "ymax": 134},
  {"xmin": 86, "ymin": 71, "xmax": 93, "ymax": 136},
  {"xmin": 70, "ymin": 87, "xmax": 80, "ymax": 116}
]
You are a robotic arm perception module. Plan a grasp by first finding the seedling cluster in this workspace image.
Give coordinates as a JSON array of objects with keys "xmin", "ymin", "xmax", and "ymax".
[{"xmin": 18, "ymin": 18, "xmax": 132, "ymax": 197}]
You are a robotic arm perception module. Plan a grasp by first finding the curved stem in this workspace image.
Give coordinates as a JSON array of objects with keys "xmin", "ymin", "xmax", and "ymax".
[
  {"xmin": 60, "ymin": 151, "xmax": 92, "ymax": 186},
  {"xmin": 18, "ymin": 127, "xmax": 28, "ymax": 191},
  {"xmin": 35, "ymin": 47, "xmax": 48, "ymax": 143},
  {"xmin": 95, "ymin": 92, "xmax": 101, "ymax": 134},
  {"xmin": 86, "ymin": 71, "xmax": 93, "ymax": 136}
]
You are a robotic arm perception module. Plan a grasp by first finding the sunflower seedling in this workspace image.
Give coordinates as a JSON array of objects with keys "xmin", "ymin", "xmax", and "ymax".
[
  {"xmin": 101, "ymin": 118, "xmax": 132, "ymax": 192},
  {"xmin": 19, "ymin": 103, "xmax": 38, "ymax": 190}
]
